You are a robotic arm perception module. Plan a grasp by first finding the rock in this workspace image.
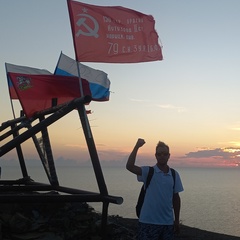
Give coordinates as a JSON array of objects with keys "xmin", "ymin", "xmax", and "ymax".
[
  {"xmin": 9, "ymin": 212, "xmax": 32, "ymax": 233},
  {"xmin": 0, "ymin": 201, "xmax": 239, "ymax": 240}
]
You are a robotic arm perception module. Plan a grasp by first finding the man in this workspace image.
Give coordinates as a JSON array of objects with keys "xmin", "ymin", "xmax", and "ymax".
[{"xmin": 126, "ymin": 138, "xmax": 184, "ymax": 240}]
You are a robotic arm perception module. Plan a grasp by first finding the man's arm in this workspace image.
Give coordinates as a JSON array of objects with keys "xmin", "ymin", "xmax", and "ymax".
[
  {"xmin": 126, "ymin": 138, "xmax": 145, "ymax": 175},
  {"xmin": 173, "ymin": 193, "xmax": 181, "ymax": 234}
]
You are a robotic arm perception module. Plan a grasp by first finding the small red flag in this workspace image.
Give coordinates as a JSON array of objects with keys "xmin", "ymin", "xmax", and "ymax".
[
  {"xmin": 8, "ymin": 73, "xmax": 91, "ymax": 118},
  {"xmin": 5, "ymin": 63, "xmax": 52, "ymax": 99},
  {"xmin": 67, "ymin": 0, "xmax": 163, "ymax": 63}
]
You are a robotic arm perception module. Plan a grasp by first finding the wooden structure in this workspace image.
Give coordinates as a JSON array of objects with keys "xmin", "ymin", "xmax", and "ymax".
[{"xmin": 0, "ymin": 95, "xmax": 123, "ymax": 236}]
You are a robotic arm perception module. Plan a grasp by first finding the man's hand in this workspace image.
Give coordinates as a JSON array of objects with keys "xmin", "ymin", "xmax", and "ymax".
[{"xmin": 136, "ymin": 138, "xmax": 145, "ymax": 148}]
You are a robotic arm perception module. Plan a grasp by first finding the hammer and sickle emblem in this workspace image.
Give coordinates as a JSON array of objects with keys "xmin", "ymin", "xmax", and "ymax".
[{"xmin": 76, "ymin": 13, "xmax": 99, "ymax": 38}]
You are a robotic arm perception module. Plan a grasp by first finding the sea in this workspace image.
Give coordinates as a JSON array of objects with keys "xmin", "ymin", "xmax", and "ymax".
[{"xmin": 1, "ymin": 165, "xmax": 240, "ymax": 237}]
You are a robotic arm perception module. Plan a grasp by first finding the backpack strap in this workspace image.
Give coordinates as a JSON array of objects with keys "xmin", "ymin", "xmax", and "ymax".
[
  {"xmin": 145, "ymin": 167, "xmax": 154, "ymax": 189},
  {"xmin": 170, "ymin": 168, "xmax": 176, "ymax": 190}
]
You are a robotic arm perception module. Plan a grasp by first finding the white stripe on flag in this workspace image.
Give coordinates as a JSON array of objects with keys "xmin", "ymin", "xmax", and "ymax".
[{"xmin": 55, "ymin": 53, "xmax": 110, "ymax": 89}]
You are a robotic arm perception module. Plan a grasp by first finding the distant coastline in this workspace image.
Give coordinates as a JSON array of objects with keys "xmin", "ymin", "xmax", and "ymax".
[{"xmin": 1, "ymin": 157, "xmax": 239, "ymax": 169}]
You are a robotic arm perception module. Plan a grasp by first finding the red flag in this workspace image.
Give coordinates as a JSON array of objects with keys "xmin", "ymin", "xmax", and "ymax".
[
  {"xmin": 67, "ymin": 0, "xmax": 163, "ymax": 63},
  {"xmin": 5, "ymin": 63, "xmax": 52, "ymax": 99},
  {"xmin": 8, "ymin": 73, "xmax": 91, "ymax": 118}
]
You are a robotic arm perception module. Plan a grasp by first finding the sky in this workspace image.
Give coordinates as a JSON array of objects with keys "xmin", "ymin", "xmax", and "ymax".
[{"xmin": 1, "ymin": 0, "xmax": 240, "ymax": 168}]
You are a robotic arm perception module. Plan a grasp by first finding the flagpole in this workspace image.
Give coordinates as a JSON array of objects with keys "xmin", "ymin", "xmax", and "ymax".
[
  {"xmin": 76, "ymin": 61, "xmax": 84, "ymax": 97},
  {"xmin": 9, "ymin": 98, "xmax": 16, "ymax": 119},
  {"xmin": 8, "ymin": 97, "xmax": 16, "ymax": 119},
  {"xmin": 76, "ymin": 60, "xmax": 93, "ymax": 140},
  {"xmin": 5, "ymin": 63, "xmax": 16, "ymax": 119}
]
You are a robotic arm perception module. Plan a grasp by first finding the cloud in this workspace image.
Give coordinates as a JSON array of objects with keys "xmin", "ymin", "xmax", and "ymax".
[
  {"xmin": 65, "ymin": 144, "xmax": 85, "ymax": 148},
  {"xmin": 156, "ymin": 104, "xmax": 187, "ymax": 113},
  {"xmin": 130, "ymin": 98, "xmax": 151, "ymax": 103},
  {"xmin": 228, "ymin": 141, "xmax": 240, "ymax": 147},
  {"xmin": 184, "ymin": 147, "xmax": 240, "ymax": 160},
  {"xmin": 130, "ymin": 98, "xmax": 187, "ymax": 113},
  {"xmin": 230, "ymin": 127, "xmax": 240, "ymax": 131},
  {"xmin": 228, "ymin": 122, "xmax": 240, "ymax": 131}
]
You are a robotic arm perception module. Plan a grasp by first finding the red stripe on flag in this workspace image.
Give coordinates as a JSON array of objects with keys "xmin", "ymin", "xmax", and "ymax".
[{"xmin": 8, "ymin": 73, "xmax": 91, "ymax": 118}]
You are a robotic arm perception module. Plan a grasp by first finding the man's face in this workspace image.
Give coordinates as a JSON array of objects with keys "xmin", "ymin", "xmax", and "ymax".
[{"xmin": 155, "ymin": 146, "xmax": 170, "ymax": 165}]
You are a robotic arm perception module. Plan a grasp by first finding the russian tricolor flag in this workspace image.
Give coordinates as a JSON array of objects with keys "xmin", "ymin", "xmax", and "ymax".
[{"xmin": 54, "ymin": 52, "xmax": 110, "ymax": 101}]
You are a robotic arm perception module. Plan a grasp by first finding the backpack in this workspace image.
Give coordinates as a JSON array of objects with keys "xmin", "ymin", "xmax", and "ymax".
[{"xmin": 136, "ymin": 167, "xmax": 176, "ymax": 218}]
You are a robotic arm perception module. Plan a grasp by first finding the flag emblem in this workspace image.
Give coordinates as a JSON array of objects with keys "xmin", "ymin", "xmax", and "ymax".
[
  {"xmin": 76, "ymin": 12, "xmax": 99, "ymax": 38},
  {"xmin": 16, "ymin": 76, "xmax": 33, "ymax": 91}
]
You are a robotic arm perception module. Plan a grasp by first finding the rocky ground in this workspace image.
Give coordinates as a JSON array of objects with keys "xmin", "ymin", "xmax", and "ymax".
[
  {"xmin": 110, "ymin": 217, "xmax": 240, "ymax": 240},
  {"xmin": 0, "ymin": 201, "xmax": 239, "ymax": 240}
]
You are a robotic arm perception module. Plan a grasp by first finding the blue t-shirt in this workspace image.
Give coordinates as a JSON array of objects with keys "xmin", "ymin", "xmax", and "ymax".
[{"xmin": 137, "ymin": 165, "xmax": 184, "ymax": 225}]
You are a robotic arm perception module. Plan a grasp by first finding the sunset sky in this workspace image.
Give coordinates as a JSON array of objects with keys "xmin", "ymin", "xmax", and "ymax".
[{"xmin": 1, "ymin": 0, "xmax": 240, "ymax": 168}]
